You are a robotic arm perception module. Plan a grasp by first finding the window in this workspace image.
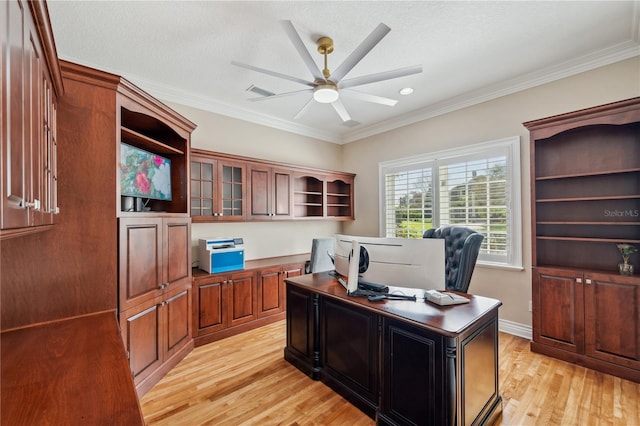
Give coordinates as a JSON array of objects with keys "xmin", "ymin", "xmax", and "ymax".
[{"xmin": 379, "ymin": 136, "xmax": 522, "ymax": 269}]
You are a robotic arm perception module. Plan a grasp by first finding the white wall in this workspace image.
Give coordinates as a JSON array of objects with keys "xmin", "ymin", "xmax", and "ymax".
[
  {"xmin": 341, "ymin": 57, "xmax": 640, "ymax": 327},
  {"xmin": 164, "ymin": 102, "xmax": 345, "ymax": 263}
]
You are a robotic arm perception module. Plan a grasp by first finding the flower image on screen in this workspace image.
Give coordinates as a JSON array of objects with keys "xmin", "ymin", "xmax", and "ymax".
[{"xmin": 120, "ymin": 143, "xmax": 172, "ymax": 201}]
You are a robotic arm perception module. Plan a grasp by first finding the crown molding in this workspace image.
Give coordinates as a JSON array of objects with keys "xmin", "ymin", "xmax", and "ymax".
[
  {"xmin": 342, "ymin": 40, "xmax": 640, "ymax": 143},
  {"xmin": 59, "ymin": 37, "xmax": 639, "ymax": 146}
]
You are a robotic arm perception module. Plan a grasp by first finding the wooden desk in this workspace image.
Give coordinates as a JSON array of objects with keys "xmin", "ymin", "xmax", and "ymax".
[
  {"xmin": 284, "ymin": 272, "xmax": 502, "ymax": 426},
  {"xmin": 1, "ymin": 311, "xmax": 144, "ymax": 425}
]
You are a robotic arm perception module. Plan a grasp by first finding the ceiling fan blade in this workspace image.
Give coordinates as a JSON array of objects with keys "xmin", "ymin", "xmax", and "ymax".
[
  {"xmin": 342, "ymin": 89, "xmax": 398, "ymax": 106},
  {"xmin": 329, "ymin": 23, "xmax": 391, "ymax": 83},
  {"xmin": 231, "ymin": 61, "xmax": 315, "ymax": 87},
  {"xmin": 280, "ymin": 20, "xmax": 326, "ymax": 82},
  {"xmin": 294, "ymin": 98, "xmax": 314, "ymax": 120},
  {"xmin": 248, "ymin": 88, "xmax": 313, "ymax": 102},
  {"xmin": 339, "ymin": 65, "xmax": 423, "ymax": 89},
  {"xmin": 331, "ymin": 99, "xmax": 351, "ymax": 122}
]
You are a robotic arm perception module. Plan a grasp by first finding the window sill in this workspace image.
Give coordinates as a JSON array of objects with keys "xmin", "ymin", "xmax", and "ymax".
[{"xmin": 477, "ymin": 261, "xmax": 524, "ymax": 272}]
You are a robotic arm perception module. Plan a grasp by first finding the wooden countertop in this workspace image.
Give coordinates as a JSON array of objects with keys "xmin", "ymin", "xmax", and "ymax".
[
  {"xmin": 1, "ymin": 311, "xmax": 144, "ymax": 425},
  {"xmin": 285, "ymin": 272, "xmax": 502, "ymax": 337},
  {"xmin": 193, "ymin": 253, "xmax": 310, "ymax": 279}
]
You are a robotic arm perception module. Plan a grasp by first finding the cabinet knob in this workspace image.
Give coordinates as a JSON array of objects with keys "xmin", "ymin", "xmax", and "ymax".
[
  {"xmin": 576, "ymin": 278, "xmax": 582, "ymax": 283},
  {"xmin": 23, "ymin": 199, "xmax": 41, "ymax": 210},
  {"xmin": 585, "ymin": 279, "xmax": 592, "ymax": 285}
]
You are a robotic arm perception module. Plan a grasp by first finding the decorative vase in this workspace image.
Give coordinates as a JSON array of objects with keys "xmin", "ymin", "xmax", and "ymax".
[{"xmin": 619, "ymin": 258, "xmax": 634, "ymax": 275}]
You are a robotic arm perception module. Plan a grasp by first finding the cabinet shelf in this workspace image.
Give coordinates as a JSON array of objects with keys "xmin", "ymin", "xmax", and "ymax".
[
  {"xmin": 121, "ymin": 126, "xmax": 184, "ymax": 156},
  {"xmin": 294, "ymin": 191, "xmax": 323, "ymax": 196},
  {"xmin": 537, "ymin": 221, "xmax": 638, "ymax": 225},
  {"xmin": 295, "ymin": 203, "xmax": 323, "ymax": 207},
  {"xmin": 537, "ymin": 195, "xmax": 640, "ymax": 203},
  {"xmin": 536, "ymin": 235, "xmax": 640, "ymax": 244},
  {"xmin": 535, "ymin": 167, "xmax": 640, "ymax": 181}
]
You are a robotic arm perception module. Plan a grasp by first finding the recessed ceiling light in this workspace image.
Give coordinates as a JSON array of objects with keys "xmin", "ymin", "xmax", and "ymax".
[{"xmin": 399, "ymin": 87, "xmax": 414, "ymax": 96}]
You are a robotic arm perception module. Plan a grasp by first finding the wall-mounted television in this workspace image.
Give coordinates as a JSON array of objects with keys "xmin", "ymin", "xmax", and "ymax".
[{"xmin": 120, "ymin": 143, "xmax": 172, "ymax": 202}]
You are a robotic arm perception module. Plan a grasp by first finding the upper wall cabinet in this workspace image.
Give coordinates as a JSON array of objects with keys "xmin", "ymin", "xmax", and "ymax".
[
  {"xmin": 191, "ymin": 149, "xmax": 355, "ymax": 222},
  {"xmin": 191, "ymin": 152, "xmax": 246, "ymax": 222},
  {"xmin": 1, "ymin": 0, "xmax": 64, "ymax": 240}
]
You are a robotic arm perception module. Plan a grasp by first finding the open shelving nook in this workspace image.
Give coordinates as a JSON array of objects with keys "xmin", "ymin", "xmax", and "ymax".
[
  {"xmin": 528, "ymin": 102, "xmax": 640, "ymax": 273},
  {"xmin": 293, "ymin": 174, "xmax": 325, "ymax": 218},
  {"xmin": 118, "ymin": 107, "xmax": 190, "ymax": 215}
]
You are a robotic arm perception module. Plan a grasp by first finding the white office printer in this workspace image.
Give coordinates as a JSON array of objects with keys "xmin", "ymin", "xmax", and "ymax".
[{"xmin": 199, "ymin": 238, "xmax": 245, "ymax": 273}]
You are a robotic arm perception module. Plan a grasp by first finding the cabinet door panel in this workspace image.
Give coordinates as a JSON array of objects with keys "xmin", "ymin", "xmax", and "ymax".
[
  {"xmin": 249, "ymin": 166, "xmax": 269, "ymax": 218},
  {"xmin": 164, "ymin": 288, "xmax": 191, "ymax": 357},
  {"xmin": 121, "ymin": 299, "xmax": 161, "ymax": 384},
  {"xmin": 273, "ymin": 169, "xmax": 292, "ymax": 218},
  {"xmin": 285, "ymin": 286, "xmax": 316, "ymax": 365},
  {"xmin": 119, "ymin": 218, "xmax": 163, "ymax": 310},
  {"xmin": 258, "ymin": 267, "xmax": 281, "ymax": 318},
  {"xmin": 2, "ymin": 0, "xmax": 29, "ymax": 229},
  {"xmin": 533, "ymin": 268, "xmax": 584, "ymax": 353},
  {"xmin": 165, "ymin": 218, "xmax": 191, "ymax": 287},
  {"xmin": 383, "ymin": 319, "xmax": 442, "ymax": 426},
  {"xmin": 196, "ymin": 278, "xmax": 226, "ymax": 333},
  {"xmin": 228, "ymin": 272, "xmax": 256, "ymax": 326},
  {"xmin": 322, "ymin": 298, "xmax": 378, "ymax": 404},
  {"xmin": 585, "ymin": 273, "xmax": 640, "ymax": 369}
]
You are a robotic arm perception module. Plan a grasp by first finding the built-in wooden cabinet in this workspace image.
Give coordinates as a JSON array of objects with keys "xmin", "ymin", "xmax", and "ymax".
[
  {"xmin": 256, "ymin": 262, "xmax": 304, "ymax": 317},
  {"xmin": 293, "ymin": 172, "xmax": 325, "ymax": 218},
  {"xmin": 525, "ymin": 97, "xmax": 640, "ymax": 383},
  {"xmin": 191, "ymin": 149, "xmax": 355, "ymax": 222},
  {"xmin": 192, "ymin": 255, "xmax": 307, "ymax": 346},
  {"xmin": 57, "ymin": 61, "xmax": 196, "ymax": 395},
  {"xmin": 1, "ymin": 0, "xmax": 63, "ymax": 240},
  {"xmin": 118, "ymin": 216, "xmax": 193, "ymax": 395},
  {"xmin": 191, "ymin": 152, "xmax": 246, "ymax": 221},
  {"xmin": 248, "ymin": 164, "xmax": 293, "ymax": 220}
]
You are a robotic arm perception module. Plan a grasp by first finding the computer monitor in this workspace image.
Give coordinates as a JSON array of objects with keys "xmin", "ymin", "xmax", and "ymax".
[{"xmin": 334, "ymin": 234, "xmax": 445, "ymax": 292}]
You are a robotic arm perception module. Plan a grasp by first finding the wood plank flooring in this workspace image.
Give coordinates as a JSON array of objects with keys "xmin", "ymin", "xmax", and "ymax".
[{"xmin": 140, "ymin": 320, "xmax": 640, "ymax": 425}]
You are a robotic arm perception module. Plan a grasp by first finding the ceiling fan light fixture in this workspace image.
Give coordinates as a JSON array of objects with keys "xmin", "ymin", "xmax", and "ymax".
[{"xmin": 314, "ymin": 84, "xmax": 339, "ymax": 103}]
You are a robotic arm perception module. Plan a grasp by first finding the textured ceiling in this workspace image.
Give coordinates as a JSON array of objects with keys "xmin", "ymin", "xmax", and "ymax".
[{"xmin": 47, "ymin": 1, "xmax": 640, "ymax": 143}]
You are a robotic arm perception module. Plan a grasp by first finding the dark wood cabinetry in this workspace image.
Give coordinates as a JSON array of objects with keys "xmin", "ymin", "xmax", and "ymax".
[
  {"xmin": 285, "ymin": 273, "xmax": 503, "ymax": 426},
  {"xmin": 118, "ymin": 209, "xmax": 194, "ymax": 396},
  {"xmin": 191, "ymin": 149, "xmax": 355, "ymax": 222},
  {"xmin": 248, "ymin": 164, "xmax": 293, "ymax": 220},
  {"xmin": 193, "ymin": 255, "xmax": 306, "ymax": 346},
  {"xmin": 256, "ymin": 262, "xmax": 304, "ymax": 317},
  {"xmin": 191, "ymin": 152, "xmax": 246, "ymax": 221},
  {"xmin": 525, "ymin": 98, "xmax": 640, "ymax": 383},
  {"xmin": 54, "ymin": 61, "xmax": 196, "ymax": 395},
  {"xmin": 1, "ymin": 0, "xmax": 63, "ymax": 239}
]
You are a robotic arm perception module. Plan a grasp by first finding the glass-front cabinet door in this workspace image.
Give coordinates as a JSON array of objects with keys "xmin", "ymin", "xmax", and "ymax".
[
  {"xmin": 219, "ymin": 161, "xmax": 245, "ymax": 220},
  {"xmin": 191, "ymin": 155, "xmax": 245, "ymax": 222},
  {"xmin": 191, "ymin": 157, "xmax": 216, "ymax": 220}
]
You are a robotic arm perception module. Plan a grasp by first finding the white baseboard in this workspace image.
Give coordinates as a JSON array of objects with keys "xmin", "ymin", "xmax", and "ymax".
[{"xmin": 498, "ymin": 319, "xmax": 532, "ymax": 340}]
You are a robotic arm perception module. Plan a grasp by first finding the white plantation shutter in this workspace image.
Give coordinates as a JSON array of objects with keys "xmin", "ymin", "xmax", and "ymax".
[{"xmin": 380, "ymin": 137, "xmax": 522, "ymax": 268}]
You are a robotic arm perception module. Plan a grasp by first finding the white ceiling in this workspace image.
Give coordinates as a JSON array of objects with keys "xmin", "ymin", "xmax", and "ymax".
[{"xmin": 47, "ymin": 1, "xmax": 640, "ymax": 144}]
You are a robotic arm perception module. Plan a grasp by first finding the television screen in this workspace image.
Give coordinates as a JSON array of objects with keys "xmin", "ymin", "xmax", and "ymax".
[{"xmin": 120, "ymin": 143, "xmax": 172, "ymax": 201}]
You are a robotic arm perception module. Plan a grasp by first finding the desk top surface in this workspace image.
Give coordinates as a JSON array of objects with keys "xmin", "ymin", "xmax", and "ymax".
[
  {"xmin": 1, "ymin": 311, "xmax": 144, "ymax": 425},
  {"xmin": 286, "ymin": 272, "xmax": 502, "ymax": 336}
]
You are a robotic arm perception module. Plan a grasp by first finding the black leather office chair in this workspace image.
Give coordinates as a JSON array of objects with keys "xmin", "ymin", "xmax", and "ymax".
[
  {"xmin": 423, "ymin": 226, "xmax": 484, "ymax": 293},
  {"xmin": 305, "ymin": 238, "xmax": 335, "ymax": 273}
]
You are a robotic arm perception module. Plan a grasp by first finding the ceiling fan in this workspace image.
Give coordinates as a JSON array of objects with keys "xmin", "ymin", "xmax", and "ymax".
[{"xmin": 231, "ymin": 20, "xmax": 422, "ymax": 124}]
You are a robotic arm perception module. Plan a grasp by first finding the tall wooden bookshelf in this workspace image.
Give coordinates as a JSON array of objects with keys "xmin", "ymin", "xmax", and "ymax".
[{"xmin": 524, "ymin": 97, "xmax": 640, "ymax": 383}]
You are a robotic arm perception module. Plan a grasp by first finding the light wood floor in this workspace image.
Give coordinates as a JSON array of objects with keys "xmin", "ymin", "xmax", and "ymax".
[{"xmin": 140, "ymin": 320, "xmax": 640, "ymax": 425}]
